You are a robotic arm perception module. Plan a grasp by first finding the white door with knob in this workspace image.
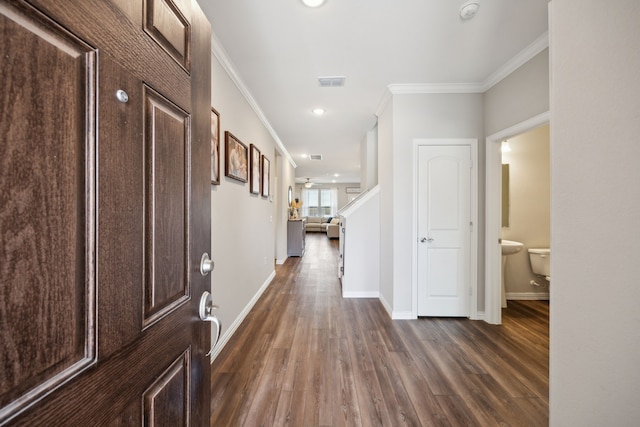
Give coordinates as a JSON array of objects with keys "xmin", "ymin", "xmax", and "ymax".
[{"xmin": 417, "ymin": 145, "xmax": 471, "ymax": 317}]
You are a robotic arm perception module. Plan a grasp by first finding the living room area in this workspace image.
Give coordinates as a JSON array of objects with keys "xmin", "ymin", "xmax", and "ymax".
[{"xmin": 292, "ymin": 183, "xmax": 360, "ymax": 239}]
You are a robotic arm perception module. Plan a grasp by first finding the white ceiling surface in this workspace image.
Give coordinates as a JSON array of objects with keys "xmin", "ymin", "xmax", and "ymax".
[{"xmin": 198, "ymin": 0, "xmax": 549, "ymax": 184}]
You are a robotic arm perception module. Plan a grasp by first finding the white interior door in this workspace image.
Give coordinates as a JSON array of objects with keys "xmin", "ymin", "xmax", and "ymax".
[{"xmin": 417, "ymin": 145, "xmax": 471, "ymax": 317}]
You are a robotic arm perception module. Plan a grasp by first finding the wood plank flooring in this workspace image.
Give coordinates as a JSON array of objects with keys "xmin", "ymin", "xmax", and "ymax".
[{"xmin": 210, "ymin": 234, "xmax": 549, "ymax": 426}]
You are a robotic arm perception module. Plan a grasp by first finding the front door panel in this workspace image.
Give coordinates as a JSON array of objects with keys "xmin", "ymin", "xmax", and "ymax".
[
  {"xmin": 0, "ymin": 3, "xmax": 96, "ymax": 417},
  {"xmin": 0, "ymin": 0, "xmax": 211, "ymax": 425}
]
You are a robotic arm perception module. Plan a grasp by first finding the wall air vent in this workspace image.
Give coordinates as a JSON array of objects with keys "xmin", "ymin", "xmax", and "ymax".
[
  {"xmin": 317, "ymin": 76, "xmax": 346, "ymax": 87},
  {"xmin": 309, "ymin": 154, "xmax": 323, "ymax": 160}
]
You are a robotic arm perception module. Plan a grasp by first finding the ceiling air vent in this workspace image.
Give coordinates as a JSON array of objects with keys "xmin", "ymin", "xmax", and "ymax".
[
  {"xmin": 317, "ymin": 76, "xmax": 345, "ymax": 87},
  {"xmin": 309, "ymin": 154, "xmax": 323, "ymax": 160}
]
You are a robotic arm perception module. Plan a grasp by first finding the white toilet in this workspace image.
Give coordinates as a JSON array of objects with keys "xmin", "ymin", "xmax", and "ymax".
[{"xmin": 528, "ymin": 248, "xmax": 550, "ymax": 281}]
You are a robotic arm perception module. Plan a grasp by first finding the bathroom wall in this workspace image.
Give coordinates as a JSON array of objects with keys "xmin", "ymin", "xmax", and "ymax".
[{"xmin": 501, "ymin": 124, "xmax": 550, "ymax": 298}]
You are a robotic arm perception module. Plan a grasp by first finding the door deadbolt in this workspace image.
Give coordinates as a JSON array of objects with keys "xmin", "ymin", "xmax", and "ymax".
[{"xmin": 200, "ymin": 253, "xmax": 214, "ymax": 276}]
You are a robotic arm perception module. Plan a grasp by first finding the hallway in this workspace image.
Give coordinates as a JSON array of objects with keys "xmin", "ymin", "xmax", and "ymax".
[{"xmin": 210, "ymin": 234, "xmax": 549, "ymax": 426}]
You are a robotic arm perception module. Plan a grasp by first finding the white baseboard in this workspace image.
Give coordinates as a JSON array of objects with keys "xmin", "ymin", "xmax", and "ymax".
[
  {"xmin": 209, "ymin": 270, "xmax": 276, "ymax": 362},
  {"xmin": 473, "ymin": 311, "xmax": 485, "ymax": 321},
  {"xmin": 379, "ymin": 295, "xmax": 393, "ymax": 318},
  {"xmin": 506, "ymin": 292, "xmax": 550, "ymax": 300},
  {"xmin": 392, "ymin": 310, "xmax": 415, "ymax": 320},
  {"xmin": 375, "ymin": 294, "xmax": 415, "ymax": 320},
  {"xmin": 275, "ymin": 257, "xmax": 287, "ymax": 265}
]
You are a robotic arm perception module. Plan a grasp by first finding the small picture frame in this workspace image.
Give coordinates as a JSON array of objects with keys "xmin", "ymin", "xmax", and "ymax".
[
  {"xmin": 261, "ymin": 155, "xmax": 270, "ymax": 198},
  {"xmin": 224, "ymin": 131, "xmax": 248, "ymax": 182},
  {"xmin": 210, "ymin": 107, "xmax": 220, "ymax": 185},
  {"xmin": 249, "ymin": 144, "xmax": 261, "ymax": 195}
]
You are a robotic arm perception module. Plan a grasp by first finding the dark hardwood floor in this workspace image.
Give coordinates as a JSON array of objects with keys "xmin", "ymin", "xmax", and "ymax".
[{"xmin": 210, "ymin": 234, "xmax": 549, "ymax": 426}]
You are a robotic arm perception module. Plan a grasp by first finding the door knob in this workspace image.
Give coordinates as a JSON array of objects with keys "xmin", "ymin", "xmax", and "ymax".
[
  {"xmin": 199, "ymin": 291, "xmax": 221, "ymax": 356},
  {"xmin": 200, "ymin": 252, "xmax": 214, "ymax": 276}
]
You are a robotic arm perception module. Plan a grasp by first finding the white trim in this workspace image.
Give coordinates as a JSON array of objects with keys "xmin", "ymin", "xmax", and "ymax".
[
  {"xmin": 379, "ymin": 294, "xmax": 393, "ymax": 318},
  {"xmin": 342, "ymin": 291, "xmax": 380, "ymax": 298},
  {"xmin": 209, "ymin": 270, "xmax": 276, "ymax": 362},
  {"xmin": 481, "ymin": 32, "xmax": 549, "ymax": 92},
  {"xmin": 374, "ymin": 32, "xmax": 549, "ymax": 110},
  {"xmin": 412, "ymin": 138, "xmax": 478, "ymax": 320},
  {"xmin": 392, "ymin": 311, "xmax": 415, "ymax": 320},
  {"xmin": 375, "ymin": 88, "xmax": 392, "ymax": 117},
  {"xmin": 275, "ymin": 257, "xmax": 287, "ymax": 265},
  {"xmin": 507, "ymin": 292, "xmax": 550, "ymax": 301},
  {"xmin": 487, "ymin": 111, "xmax": 551, "ymax": 142},
  {"xmin": 210, "ymin": 32, "xmax": 297, "ymax": 169},
  {"xmin": 484, "ymin": 111, "xmax": 550, "ymax": 325}
]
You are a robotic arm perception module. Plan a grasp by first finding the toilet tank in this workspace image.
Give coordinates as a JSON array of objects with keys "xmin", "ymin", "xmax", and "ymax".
[{"xmin": 528, "ymin": 248, "xmax": 550, "ymax": 276}]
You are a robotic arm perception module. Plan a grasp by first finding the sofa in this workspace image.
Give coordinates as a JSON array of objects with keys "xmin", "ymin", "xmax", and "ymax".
[
  {"xmin": 326, "ymin": 221, "xmax": 339, "ymax": 239},
  {"xmin": 305, "ymin": 216, "xmax": 331, "ymax": 232},
  {"xmin": 305, "ymin": 216, "xmax": 340, "ymax": 239}
]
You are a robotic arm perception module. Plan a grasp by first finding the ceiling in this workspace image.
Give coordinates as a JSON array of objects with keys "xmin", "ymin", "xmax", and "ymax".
[{"xmin": 197, "ymin": 0, "xmax": 549, "ymax": 184}]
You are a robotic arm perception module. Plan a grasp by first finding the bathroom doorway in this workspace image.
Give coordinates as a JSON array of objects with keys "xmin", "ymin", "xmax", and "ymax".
[{"xmin": 485, "ymin": 112, "xmax": 549, "ymax": 324}]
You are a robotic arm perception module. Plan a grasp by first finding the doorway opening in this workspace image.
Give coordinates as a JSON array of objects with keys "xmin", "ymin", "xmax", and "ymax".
[{"xmin": 485, "ymin": 112, "xmax": 549, "ymax": 324}]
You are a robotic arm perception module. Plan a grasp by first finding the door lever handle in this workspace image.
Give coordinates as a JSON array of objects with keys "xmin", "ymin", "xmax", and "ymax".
[
  {"xmin": 199, "ymin": 291, "xmax": 221, "ymax": 356},
  {"xmin": 420, "ymin": 236, "xmax": 434, "ymax": 243}
]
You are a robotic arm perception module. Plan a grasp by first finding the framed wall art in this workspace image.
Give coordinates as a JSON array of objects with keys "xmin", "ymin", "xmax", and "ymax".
[
  {"xmin": 224, "ymin": 131, "xmax": 248, "ymax": 182},
  {"xmin": 249, "ymin": 144, "xmax": 261, "ymax": 195},
  {"xmin": 210, "ymin": 107, "xmax": 220, "ymax": 185},
  {"xmin": 261, "ymin": 155, "xmax": 270, "ymax": 197}
]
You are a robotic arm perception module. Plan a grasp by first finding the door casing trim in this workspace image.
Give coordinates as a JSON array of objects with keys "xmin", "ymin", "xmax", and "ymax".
[{"xmin": 484, "ymin": 111, "xmax": 550, "ymax": 324}]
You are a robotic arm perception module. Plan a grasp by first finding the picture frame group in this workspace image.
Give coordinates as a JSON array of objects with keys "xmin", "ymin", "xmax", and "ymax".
[{"xmin": 211, "ymin": 108, "xmax": 269, "ymax": 198}]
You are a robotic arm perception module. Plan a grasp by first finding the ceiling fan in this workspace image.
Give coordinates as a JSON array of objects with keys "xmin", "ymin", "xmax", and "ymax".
[{"xmin": 303, "ymin": 178, "xmax": 315, "ymax": 188}]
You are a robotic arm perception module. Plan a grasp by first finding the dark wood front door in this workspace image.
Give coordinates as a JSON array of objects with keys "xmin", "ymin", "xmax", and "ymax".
[{"xmin": 0, "ymin": 0, "xmax": 211, "ymax": 425}]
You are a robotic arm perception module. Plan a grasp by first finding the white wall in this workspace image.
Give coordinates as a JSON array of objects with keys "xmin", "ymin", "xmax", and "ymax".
[
  {"xmin": 501, "ymin": 125, "xmax": 550, "ymax": 297},
  {"xmin": 484, "ymin": 49, "xmax": 550, "ymax": 137},
  {"xmin": 380, "ymin": 93, "xmax": 484, "ymax": 317},
  {"xmin": 360, "ymin": 126, "xmax": 378, "ymax": 191},
  {"xmin": 550, "ymin": 1, "xmax": 640, "ymax": 425},
  {"xmin": 483, "ymin": 48, "xmax": 550, "ymax": 316},
  {"xmin": 276, "ymin": 153, "xmax": 296, "ymax": 264},
  {"xmin": 210, "ymin": 53, "xmax": 295, "ymax": 351},
  {"xmin": 340, "ymin": 187, "xmax": 380, "ymax": 297},
  {"xmin": 377, "ymin": 97, "xmax": 394, "ymax": 312}
]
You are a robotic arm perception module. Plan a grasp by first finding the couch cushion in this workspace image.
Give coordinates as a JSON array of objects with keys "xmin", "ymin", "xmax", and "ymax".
[{"xmin": 307, "ymin": 217, "xmax": 321, "ymax": 224}]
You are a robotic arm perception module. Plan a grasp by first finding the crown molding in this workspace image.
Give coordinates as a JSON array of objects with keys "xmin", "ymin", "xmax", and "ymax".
[
  {"xmin": 211, "ymin": 32, "xmax": 297, "ymax": 168},
  {"xmin": 375, "ymin": 31, "xmax": 549, "ymax": 109},
  {"xmin": 481, "ymin": 31, "xmax": 549, "ymax": 92},
  {"xmin": 375, "ymin": 88, "xmax": 393, "ymax": 117}
]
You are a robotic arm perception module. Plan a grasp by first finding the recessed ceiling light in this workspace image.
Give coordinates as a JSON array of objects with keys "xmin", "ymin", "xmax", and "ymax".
[
  {"xmin": 312, "ymin": 108, "xmax": 325, "ymax": 115},
  {"xmin": 301, "ymin": 0, "xmax": 326, "ymax": 8}
]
